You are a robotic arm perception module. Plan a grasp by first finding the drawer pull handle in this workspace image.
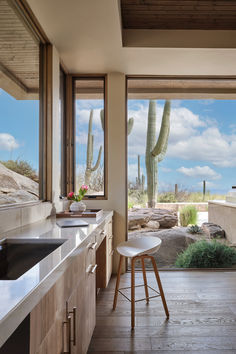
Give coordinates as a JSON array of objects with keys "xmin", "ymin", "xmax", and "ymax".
[
  {"xmin": 89, "ymin": 242, "xmax": 97, "ymax": 250},
  {"xmin": 68, "ymin": 307, "xmax": 77, "ymax": 346},
  {"xmin": 100, "ymin": 231, "xmax": 105, "ymax": 236},
  {"xmin": 62, "ymin": 320, "xmax": 70, "ymax": 354},
  {"xmin": 87, "ymin": 241, "xmax": 97, "ymax": 249},
  {"xmin": 90, "ymin": 264, "xmax": 98, "ymax": 274},
  {"xmin": 68, "ymin": 316, "xmax": 72, "ymax": 354}
]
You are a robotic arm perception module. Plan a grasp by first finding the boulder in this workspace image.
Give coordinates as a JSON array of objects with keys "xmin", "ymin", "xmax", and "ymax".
[
  {"xmin": 0, "ymin": 190, "xmax": 38, "ymax": 205},
  {"xmin": 0, "ymin": 162, "xmax": 39, "ymax": 204},
  {"xmin": 201, "ymin": 222, "xmax": 225, "ymax": 239},
  {"xmin": 129, "ymin": 228, "xmax": 196, "ymax": 267},
  {"xmin": 128, "ymin": 213, "xmax": 150, "ymax": 230},
  {"xmin": 130, "ymin": 207, "xmax": 178, "ymax": 228},
  {"xmin": 145, "ymin": 220, "xmax": 160, "ymax": 230}
]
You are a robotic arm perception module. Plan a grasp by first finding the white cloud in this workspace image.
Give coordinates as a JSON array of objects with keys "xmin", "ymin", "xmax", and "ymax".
[
  {"xmin": 0, "ymin": 133, "xmax": 19, "ymax": 151},
  {"xmin": 128, "ymin": 101, "xmax": 236, "ymax": 168},
  {"xmin": 177, "ymin": 165, "xmax": 221, "ymax": 180}
]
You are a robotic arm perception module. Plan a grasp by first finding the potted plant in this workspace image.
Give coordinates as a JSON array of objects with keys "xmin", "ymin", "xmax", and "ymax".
[{"xmin": 67, "ymin": 185, "xmax": 88, "ymax": 212}]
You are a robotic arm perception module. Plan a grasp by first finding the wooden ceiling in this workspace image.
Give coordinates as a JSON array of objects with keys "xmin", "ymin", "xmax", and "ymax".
[
  {"xmin": 121, "ymin": 0, "xmax": 236, "ymax": 30},
  {"xmin": 0, "ymin": 0, "xmax": 39, "ymax": 97}
]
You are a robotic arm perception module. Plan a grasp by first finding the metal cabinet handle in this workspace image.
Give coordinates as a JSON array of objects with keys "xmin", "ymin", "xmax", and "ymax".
[
  {"xmin": 62, "ymin": 320, "xmax": 70, "ymax": 354},
  {"xmin": 87, "ymin": 241, "xmax": 97, "ymax": 249},
  {"xmin": 68, "ymin": 316, "xmax": 72, "ymax": 354},
  {"xmin": 90, "ymin": 264, "xmax": 97, "ymax": 274},
  {"xmin": 68, "ymin": 307, "xmax": 77, "ymax": 346},
  {"xmin": 100, "ymin": 230, "xmax": 105, "ymax": 236}
]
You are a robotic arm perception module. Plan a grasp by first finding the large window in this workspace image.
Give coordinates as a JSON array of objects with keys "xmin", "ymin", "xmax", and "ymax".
[
  {"xmin": 74, "ymin": 77, "xmax": 107, "ymax": 198},
  {"xmin": 127, "ymin": 76, "xmax": 236, "ymax": 270},
  {"xmin": 0, "ymin": 0, "xmax": 41, "ymax": 206}
]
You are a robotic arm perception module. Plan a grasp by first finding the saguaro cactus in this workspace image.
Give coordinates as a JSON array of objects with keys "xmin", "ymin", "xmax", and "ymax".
[
  {"xmin": 145, "ymin": 100, "xmax": 171, "ymax": 208},
  {"xmin": 100, "ymin": 109, "xmax": 134, "ymax": 135},
  {"xmin": 136, "ymin": 154, "xmax": 145, "ymax": 191},
  {"xmin": 85, "ymin": 109, "xmax": 102, "ymax": 186}
]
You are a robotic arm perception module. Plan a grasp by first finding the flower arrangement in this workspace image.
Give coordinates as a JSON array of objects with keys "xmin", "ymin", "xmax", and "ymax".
[{"xmin": 67, "ymin": 185, "xmax": 88, "ymax": 202}]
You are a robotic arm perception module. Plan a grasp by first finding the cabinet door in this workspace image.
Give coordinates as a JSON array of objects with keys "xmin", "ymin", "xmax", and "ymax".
[
  {"xmin": 82, "ymin": 239, "xmax": 96, "ymax": 353},
  {"xmin": 66, "ymin": 280, "xmax": 84, "ymax": 354}
]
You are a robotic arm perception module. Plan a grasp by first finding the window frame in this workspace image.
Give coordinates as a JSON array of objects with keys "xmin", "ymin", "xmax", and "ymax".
[
  {"xmin": 68, "ymin": 74, "xmax": 108, "ymax": 200},
  {"xmin": 0, "ymin": 0, "xmax": 52, "ymax": 208}
]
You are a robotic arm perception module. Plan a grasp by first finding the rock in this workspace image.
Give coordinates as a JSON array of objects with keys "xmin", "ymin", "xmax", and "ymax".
[
  {"xmin": 145, "ymin": 220, "xmax": 160, "ymax": 230},
  {"xmin": 0, "ymin": 190, "xmax": 38, "ymax": 205},
  {"xmin": 129, "ymin": 228, "xmax": 196, "ymax": 267},
  {"xmin": 128, "ymin": 213, "xmax": 150, "ymax": 230},
  {"xmin": 130, "ymin": 207, "xmax": 178, "ymax": 228},
  {"xmin": 0, "ymin": 162, "xmax": 39, "ymax": 204},
  {"xmin": 201, "ymin": 222, "xmax": 225, "ymax": 239}
]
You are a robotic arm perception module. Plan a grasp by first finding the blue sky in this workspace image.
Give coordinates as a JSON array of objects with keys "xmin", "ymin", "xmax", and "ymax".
[
  {"xmin": 1, "ymin": 88, "xmax": 236, "ymax": 195},
  {"xmin": 128, "ymin": 99, "xmax": 236, "ymax": 195},
  {"xmin": 0, "ymin": 89, "xmax": 39, "ymax": 170}
]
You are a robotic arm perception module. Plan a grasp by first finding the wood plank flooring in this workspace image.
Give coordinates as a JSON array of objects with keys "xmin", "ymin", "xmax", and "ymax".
[{"xmin": 89, "ymin": 271, "xmax": 236, "ymax": 353}]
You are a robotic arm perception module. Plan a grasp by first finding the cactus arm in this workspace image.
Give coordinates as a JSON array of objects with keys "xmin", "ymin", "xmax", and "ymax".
[
  {"xmin": 158, "ymin": 125, "xmax": 170, "ymax": 162},
  {"xmin": 151, "ymin": 100, "xmax": 171, "ymax": 157},
  {"xmin": 127, "ymin": 117, "xmax": 134, "ymax": 135},
  {"xmin": 100, "ymin": 109, "xmax": 104, "ymax": 130},
  {"xmin": 91, "ymin": 146, "xmax": 102, "ymax": 171}
]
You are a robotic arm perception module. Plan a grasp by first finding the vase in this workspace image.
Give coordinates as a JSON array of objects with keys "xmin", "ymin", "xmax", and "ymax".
[{"xmin": 70, "ymin": 201, "xmax": 86, "ymax": 213}]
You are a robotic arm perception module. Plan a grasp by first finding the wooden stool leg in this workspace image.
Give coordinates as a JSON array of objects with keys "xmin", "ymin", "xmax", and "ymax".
[
  {"xmin": 113, "ymin": 255, "xmax": 124, "ymax": 310},
  {"xmin": 150, "ymin": 256, "xmax": 169, "ymax": 319},
  {"xmin": 131, "ymin": 257, "xmax": 136, "ymax": 329},
  {"xmin": 141, "ymin": 256, "xmax": 149, "ymax": 303}
]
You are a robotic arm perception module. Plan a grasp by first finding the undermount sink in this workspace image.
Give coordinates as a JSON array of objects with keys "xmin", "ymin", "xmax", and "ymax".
[{"xmin": 0, "ymin": 238, "xmax": 66, "ymax": 280}]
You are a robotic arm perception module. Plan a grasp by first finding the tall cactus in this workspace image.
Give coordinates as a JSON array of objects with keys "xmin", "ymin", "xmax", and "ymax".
[
  {"xmin": 85, "ymin": 109, "xmax": 102, "ymax": 186},
  {"xmin": 145, "ymin": 100, "xmax": 171, "ymax": 208},
  {"xmin": 136, "ymin": 154, "xmax": 145, "ymax": 191},
  {"xmin": 100, "ymin": 109, "xmax": 134, "ymax": 135}
]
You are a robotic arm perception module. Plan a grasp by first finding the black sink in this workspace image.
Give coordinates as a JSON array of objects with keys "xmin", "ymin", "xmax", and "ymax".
[{"xmin": 0, "ymin": 238, "xmax": 66, "ymax": 280}]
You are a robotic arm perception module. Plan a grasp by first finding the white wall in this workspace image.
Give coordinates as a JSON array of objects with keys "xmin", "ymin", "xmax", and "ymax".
[{"xmin": 85, "ymin": 72, "xmax": 127, "ymax": 273}]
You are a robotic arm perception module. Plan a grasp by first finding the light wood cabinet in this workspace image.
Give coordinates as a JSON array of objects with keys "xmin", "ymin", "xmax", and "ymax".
[
  {"xmin": 30, "ymin": 217, "xmax": 113, "ymax": 354},
  {"xmin": 96, "ymin": 219, "xmax": 113, "ymax": 289}
]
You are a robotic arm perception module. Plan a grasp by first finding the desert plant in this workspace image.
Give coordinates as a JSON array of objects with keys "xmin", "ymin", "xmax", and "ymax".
[
  {"xmin": 136, "ymin": 155, "xmax": 145, "ymax": 191},
  {"xmin": 85, "ymin": 109, "xmax": 102, "ymax": 186},
  {"xmin": 1, "ymin": 159, "xmax": 38, "ymax": 182},
  {"xmin": 175, "ymin": 240, "xmax": 236, "ymax": 268},
  {"xmin": 188, "ymin": 225, "xmax": 203, "ymax": 234},
  {"xmin": 158, "ymin": 192, "xmax": 176, "ymax": 203},
  {"xmin": 145, "ymin": 100, "xmax": 171, "ymax": 208},
  {"xmin": 179, "ymin": 205, "xmax": 197, "ymax": 226}
]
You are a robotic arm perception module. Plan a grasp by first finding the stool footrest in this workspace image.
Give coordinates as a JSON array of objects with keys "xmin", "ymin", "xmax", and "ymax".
[{"xmin": 117, "ymin": 284, "xmax": 161, "ymax": 303}]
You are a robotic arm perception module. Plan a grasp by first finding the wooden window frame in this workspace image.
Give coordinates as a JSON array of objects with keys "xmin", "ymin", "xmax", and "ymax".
[
  {"xmin": 66, "ymin": 74, "xmax": 108, "ymax": 200},
  {"xmin": 0, "ymin": 0, "xmax": 53, "ymax": 206}
]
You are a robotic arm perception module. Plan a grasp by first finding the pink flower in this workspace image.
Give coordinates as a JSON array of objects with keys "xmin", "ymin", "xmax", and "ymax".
[
  {"xmin": 68, "ymin": 192, "xmax": 74, "ymax": 198},
  {"xmin": 81, "ymin": 185, "xmax": 88, "ymax": 191}
]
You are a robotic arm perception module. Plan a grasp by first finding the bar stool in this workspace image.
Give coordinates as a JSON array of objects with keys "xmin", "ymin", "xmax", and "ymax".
[{"xmin": 113, "ymin": 236, "xmax": 169, "ymax": 329}]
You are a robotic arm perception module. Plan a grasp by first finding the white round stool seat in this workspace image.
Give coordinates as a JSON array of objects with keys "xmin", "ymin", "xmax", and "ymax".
[{"xmin": 117, "ymin": 236, "xmax": 162, "ymax": 258}]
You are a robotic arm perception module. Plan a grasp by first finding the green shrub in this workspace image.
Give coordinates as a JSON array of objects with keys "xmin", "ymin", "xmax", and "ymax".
[
  {"xmin": 1, "ymin": 159, "xmax": 38, "ymax": 182},
  {"xmin": 179, "ymin": 205, "xmax": 197, "ymax": 226},
  {"xmin": 175, "ymin": 240, "xmax": 236, "ymax": 268},
  {"xmin": 158, "ymin": 192, "xmax": 176, "ymax": 203},
  {"xmin": 128, "ymin": 200, "xmax": 134, "ymax": 209},
  {"xmin": 188, "ymin": 225, "xmax": 202, "ymax": 234}
]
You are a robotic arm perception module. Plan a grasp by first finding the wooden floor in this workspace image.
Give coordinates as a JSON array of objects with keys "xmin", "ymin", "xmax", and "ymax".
[{"xmin": 89, "ymin": 270, "xmax": 236, "ymax": 353}]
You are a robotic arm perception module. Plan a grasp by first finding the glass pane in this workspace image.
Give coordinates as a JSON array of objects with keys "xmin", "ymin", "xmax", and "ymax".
[
  {"xmin": 75, "ymin": 78, "xmax": 105, "ymax": 196},
  {"xmin": 127, "ymin": 90, "xmax": 236, "ymax": 269},
  {"xmin": 0, "ymin": 0, "xmax": 39, "ymax": 206}
]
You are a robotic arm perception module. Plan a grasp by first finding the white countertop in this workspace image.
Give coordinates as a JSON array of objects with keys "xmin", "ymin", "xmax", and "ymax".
[
  {"xmin": 0, "ymin": 211, "xmax": 113, "ymax": 347},
  {"xmin": 208, "ymin": 200, "xmax": 236, "ymax": 209}
]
